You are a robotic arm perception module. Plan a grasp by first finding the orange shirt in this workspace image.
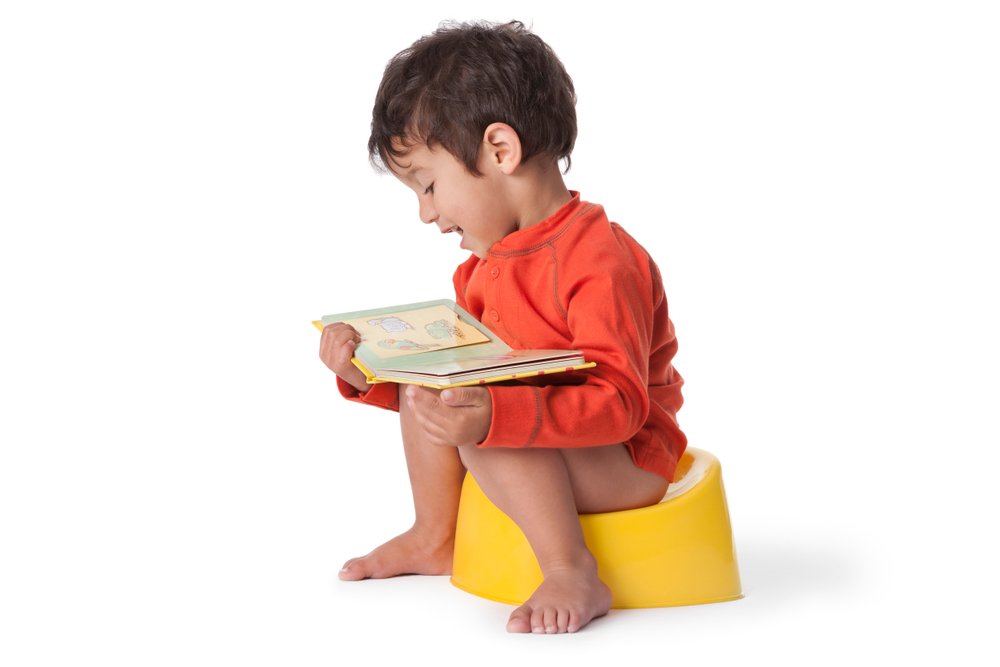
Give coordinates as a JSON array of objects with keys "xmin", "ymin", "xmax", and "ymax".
[{"xmin": 338, "ymin": 192, "xmax": 687, "ymax": 481}]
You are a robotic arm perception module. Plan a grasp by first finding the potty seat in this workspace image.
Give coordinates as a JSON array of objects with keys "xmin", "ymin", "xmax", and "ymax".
[{"xmin": 450, "ymin": 447, "xmax": 742, "ymax": 608}]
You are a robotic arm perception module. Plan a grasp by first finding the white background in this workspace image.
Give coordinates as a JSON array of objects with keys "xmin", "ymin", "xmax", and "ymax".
[{"xmin": 2, "ymin": 1, "xmax": 998, "ymax": 664}]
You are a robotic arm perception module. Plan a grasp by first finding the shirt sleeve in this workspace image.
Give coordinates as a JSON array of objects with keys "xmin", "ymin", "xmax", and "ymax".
[
  {"xmin": 336, "ymin": 376, "xmax": 400, "ymax": 412},
  {"xmin": 480, "ymin": 254, "xmax": 666, "ymax": 449}
]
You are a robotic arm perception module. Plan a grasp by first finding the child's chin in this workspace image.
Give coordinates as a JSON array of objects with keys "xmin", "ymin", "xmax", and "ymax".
[{"xmin": 462, "ymin": 238, "xmax": 484, "ymax": 258}]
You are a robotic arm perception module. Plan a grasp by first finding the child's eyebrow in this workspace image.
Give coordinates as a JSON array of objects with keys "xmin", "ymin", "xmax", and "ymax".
[{"xmin": 390, "ymin": 163, "xmax": 427, "ymax": 188}]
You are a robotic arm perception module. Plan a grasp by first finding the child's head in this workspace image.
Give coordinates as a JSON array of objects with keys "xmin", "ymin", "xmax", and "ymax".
[{"xmin": 368, "ymin": 20, "xmax": 577, "ymax": 175}]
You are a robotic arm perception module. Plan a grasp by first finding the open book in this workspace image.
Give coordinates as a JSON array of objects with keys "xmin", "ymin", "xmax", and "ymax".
[{"xmin": 313, "ymin": 299, "xmax": 595, "ymax": 389}]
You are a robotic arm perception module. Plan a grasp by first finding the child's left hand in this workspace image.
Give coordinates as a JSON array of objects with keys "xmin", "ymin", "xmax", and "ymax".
[{"xmin": 404, "ymin": 385, "xmax": 492, "ymax": 447}]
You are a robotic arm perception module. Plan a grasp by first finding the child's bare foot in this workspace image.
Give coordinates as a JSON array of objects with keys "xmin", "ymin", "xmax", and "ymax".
[
  {"xmin": 505, "ymin": 557, "xmax": 613, "ymax": 634},
  {"xmin": 338, "ymin": 527, "xmax": 454, "ymax": 581}
]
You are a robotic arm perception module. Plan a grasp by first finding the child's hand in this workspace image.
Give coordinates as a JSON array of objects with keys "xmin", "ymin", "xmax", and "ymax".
[
  {"xmin": 319, "ymin": 323, "xmax": 370, "ymax": 393},
  {"xmin": 404, "ymin": 385, "xmax": 492, "ymax": 447}
]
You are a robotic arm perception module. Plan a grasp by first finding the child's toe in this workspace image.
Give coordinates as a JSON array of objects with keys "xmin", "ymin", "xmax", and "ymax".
[
  {"xmin": 556, "ymin": 608, "xmax": 570, "ymax": 634},
  {"xmin": 506, "ymin": 604, "xmax": 532, "ymax": 633},
  {"xmin": 337, "ymin": 558, "xmax": 368, "ymax": 581},
  {"xmin": 543, "ymin": 607, "xmax": 558, "ymax": 634}
]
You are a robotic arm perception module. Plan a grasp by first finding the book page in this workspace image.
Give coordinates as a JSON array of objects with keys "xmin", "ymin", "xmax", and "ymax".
[{"xmin": 341, "ymin": 304, "xmax": 490, "ymax": 359}]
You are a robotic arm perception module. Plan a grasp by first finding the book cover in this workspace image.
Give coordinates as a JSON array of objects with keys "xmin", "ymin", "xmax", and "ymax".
[{"xmin": 314, "ymin": 299, "xmax": 595, "ymax": 388}]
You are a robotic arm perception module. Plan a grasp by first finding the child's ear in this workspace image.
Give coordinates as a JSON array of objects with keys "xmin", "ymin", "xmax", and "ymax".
[{"xmin": 481, "ymin": 122, "xmax": 522, "ymax": 175}]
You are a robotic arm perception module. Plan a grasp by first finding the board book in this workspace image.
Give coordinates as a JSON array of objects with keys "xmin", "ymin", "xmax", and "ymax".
[{"xmin": 313, "ymin": 299, "xmax": 595, "ymax": 389}]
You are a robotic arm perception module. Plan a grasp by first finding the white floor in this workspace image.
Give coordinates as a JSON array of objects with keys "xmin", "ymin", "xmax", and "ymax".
[{"xmin": 2, "ymin": 2, "xmax": 997, "ymax": 664}]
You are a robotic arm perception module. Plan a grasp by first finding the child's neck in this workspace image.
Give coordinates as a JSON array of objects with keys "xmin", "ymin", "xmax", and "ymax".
[{"xmin": 511, "ymin": 160, "xmax": 573, "ymax": 232}]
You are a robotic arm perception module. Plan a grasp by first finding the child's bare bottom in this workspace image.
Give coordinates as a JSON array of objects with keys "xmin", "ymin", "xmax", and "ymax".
[{"xmin": 339, "ymin": 394, "xmax": 668, "ymax": 634}]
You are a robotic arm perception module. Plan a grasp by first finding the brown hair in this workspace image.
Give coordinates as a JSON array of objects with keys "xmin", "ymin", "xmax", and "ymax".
[{"xmin": 369, "ymin": 20, "xmax": 577, "ymax": 175}]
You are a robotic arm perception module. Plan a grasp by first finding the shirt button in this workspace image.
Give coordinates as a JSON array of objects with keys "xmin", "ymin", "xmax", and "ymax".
[
  {"xmin": 490, "ymin": 309, "xmax": 500, "ymax": 322},
  {"xmin": 490, "ymin": 267, "xmax": 500, "ymax": 278}
]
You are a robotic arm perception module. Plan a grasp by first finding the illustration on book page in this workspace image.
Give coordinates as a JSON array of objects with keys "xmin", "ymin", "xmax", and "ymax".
[{"xmin": 342, "ymin": 304, "xmax": 490, "ymax": 359}]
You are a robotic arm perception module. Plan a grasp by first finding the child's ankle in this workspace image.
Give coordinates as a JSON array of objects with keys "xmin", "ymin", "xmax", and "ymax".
[{"xmin": 537, "ymin": 549, "xmax": 599, "ymax": 575}]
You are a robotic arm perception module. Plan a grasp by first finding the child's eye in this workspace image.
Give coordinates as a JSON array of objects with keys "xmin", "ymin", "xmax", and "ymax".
[{"xmin": 424, "ymin": 183, "xmax": 434, "ymax": 195}]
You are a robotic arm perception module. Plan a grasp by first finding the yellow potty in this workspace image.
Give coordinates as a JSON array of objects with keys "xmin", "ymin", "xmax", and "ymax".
[{"xmin": 450, "ymin": 447, "xmax": 742, "ymax": 608}]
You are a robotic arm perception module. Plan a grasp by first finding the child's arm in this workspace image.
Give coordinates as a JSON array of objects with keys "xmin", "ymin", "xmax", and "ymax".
[{"xmin": 479, "ymin": 261, "xmax": 681, "ymax": 452}]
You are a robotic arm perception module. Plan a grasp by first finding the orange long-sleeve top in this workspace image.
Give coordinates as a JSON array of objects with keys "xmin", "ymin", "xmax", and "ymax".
[{"xmin": 338, "ymin": 192, "xmax": 687, "ymax": 481}]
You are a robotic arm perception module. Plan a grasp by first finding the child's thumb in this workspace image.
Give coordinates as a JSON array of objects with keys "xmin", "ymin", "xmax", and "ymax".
[{"xmin": 440, "ymin": 387, "xmax": 481, "ymax": 406}]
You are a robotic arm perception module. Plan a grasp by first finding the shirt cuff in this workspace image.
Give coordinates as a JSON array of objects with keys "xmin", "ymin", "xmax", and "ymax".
[
  {"xmin": 481, "ymin": 384, "xmax": 542, "ymax": 447},
  {"xmin": 337, "ymin": 376, "xmax": 399, "ymax": 411}
]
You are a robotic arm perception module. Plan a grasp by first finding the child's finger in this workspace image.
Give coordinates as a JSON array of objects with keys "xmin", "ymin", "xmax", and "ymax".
[
  {"xmin": 336, "ymin": 339, "xmax": 356, "ymax": 364},
  {"xmin": 324, "ymin": 327, "xmax": 360, "ymax": 353},
  {"xmin": 440, "ymin": 387, "xmax": 488, "ymax": 407}
]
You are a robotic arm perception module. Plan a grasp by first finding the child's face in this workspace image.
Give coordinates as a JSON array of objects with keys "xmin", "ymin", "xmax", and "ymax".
[{"xmin": 389, "ymin": 141, "xmax": 518, "ymax": 259}]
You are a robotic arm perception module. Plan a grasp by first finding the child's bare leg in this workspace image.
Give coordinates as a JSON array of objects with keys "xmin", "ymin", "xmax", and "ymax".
[
  {"xmin": 457, "ymin": 444, "xmax": 667, "ymax": 633},
  {"xmin": 339, "ymin": 393, "xmax": 466, "ymax": 580}
]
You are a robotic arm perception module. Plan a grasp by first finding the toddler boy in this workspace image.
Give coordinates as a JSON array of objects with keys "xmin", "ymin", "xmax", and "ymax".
[{"xmin": 319, "ymin": 20, "xmax": 686, "ymax": 634}]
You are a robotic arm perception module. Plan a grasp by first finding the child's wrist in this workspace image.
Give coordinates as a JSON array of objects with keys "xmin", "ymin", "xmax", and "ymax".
[{"xmin": 338, "ymin": 371, "xmax": 369, "ymax": 394}]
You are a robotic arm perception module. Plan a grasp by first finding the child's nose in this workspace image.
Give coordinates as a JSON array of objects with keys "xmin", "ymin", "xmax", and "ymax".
[{"xmin": 419, "ymin": 199, "xmax": 438, "ymax": 225}]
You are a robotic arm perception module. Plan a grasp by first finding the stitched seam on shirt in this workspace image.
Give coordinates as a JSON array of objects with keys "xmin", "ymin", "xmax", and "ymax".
[
  {"xmin": 526, "ymin": 387, "xmax": 543, "ymax": 446},
  {"xmin": 549, "ymin": 244, "xmax": 568, "ymax": 320},
  {"xmin": 488, "ymin": 203, "xmax": 594, "ymax": 258}
]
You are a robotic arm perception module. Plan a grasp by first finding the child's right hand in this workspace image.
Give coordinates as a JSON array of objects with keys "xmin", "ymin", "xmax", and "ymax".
[{"xmin": 319, "ymin": 323, "xmax": 370, "ymax": 393}]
